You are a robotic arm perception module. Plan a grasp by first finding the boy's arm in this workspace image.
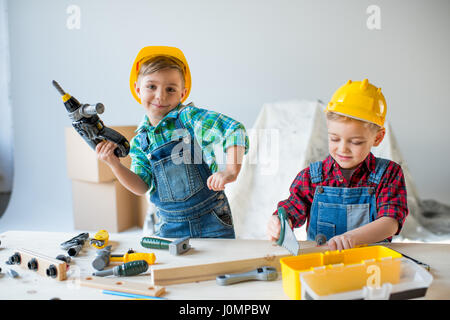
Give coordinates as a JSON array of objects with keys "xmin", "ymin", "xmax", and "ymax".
[
  {"xmin": 207, "ymin": 145, "xmax": 245, "ymax": 191},
  {"xmin": 327, "ymin": 162, "xmax": 408, "ymax": 250},
  {"xmin": 181, "ymin": 105, "xmax": 249, "ymax": 158},
  {"xmin": 181, "ymin": 105, "xmax": 249, "ymax": 190},
  {"xmin": 96, "ymin": 140, "xmax": 150, "ymax": 196},
  {"xmin": 109, "ymin": 161, "xmax": 149, "ymax": 196},
  {"xmin": 328, "ymin": 217, "xmax": 398, "ymax": 250},
  {"xmin": 267, "ymin": 168, "xmax": 314, "ymax": 241}
]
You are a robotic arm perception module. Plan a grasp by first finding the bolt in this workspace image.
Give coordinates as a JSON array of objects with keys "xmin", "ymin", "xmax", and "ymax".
[
  {"xmin": 27, "ymin": 258, "xmax": 38, "ymax": 271},
  {"xmin": 46, "ymin": 265, "xmax": 58, "ymax": 278},
  {"xmin": 8, "ymin": 253, "xmax": 21, "ymax": 265}
]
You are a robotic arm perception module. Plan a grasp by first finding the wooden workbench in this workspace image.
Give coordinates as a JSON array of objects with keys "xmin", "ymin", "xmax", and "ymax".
[{"xmin": 0, "ymin": 230, "xmax": 449, "ymax": 300}]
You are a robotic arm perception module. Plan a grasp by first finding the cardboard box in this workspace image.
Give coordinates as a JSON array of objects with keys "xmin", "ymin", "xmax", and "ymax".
[
  {"xmin": 65, "ymin": 126, "xmax": 137, "ymax": 183},
  {"xmin": 72, "ymin": 179, "xmax": 143, "ymax": 232}
]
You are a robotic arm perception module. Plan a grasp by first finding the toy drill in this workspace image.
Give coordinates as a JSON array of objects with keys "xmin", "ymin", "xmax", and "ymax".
[{"xmin": 52, "ymin": 80, "xmax": 130, "ymax": 157}]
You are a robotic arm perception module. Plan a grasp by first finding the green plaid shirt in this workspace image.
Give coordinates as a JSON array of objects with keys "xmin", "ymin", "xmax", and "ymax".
[{"xmin": 130, "ymin": 103, "xmax": 249, "ymax": 193}]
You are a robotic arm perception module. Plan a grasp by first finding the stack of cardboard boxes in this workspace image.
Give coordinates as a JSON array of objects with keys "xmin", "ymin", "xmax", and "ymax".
[{"xmin": 65, "ymin": 126, "xmax": 149, "ymax": 232}]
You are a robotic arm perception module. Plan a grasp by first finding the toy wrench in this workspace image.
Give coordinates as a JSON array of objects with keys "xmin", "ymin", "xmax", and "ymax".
[{"xmin": 216, "ymin": 266, "xmax": 278, "ymax": 286}]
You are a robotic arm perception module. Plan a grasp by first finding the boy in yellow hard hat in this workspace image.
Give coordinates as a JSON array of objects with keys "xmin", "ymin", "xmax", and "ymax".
[
  {"xmin": 267, "ymin": 79, "xmax": 409, "ymax": 250},
  {"xmin": 96, "ymin": 46, "xmax": 249, "ymax": 238}
]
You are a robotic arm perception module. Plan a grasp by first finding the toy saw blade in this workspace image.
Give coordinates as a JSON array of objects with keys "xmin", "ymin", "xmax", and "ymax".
[{"xmin": 276, "ymin": 207, "xmax": 300, "ymax": 255}]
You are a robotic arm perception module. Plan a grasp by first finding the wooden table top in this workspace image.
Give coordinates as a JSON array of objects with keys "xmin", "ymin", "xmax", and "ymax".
[{"xmin": 0, "ymin": 230, "xmax": 449, "ymax": 300}]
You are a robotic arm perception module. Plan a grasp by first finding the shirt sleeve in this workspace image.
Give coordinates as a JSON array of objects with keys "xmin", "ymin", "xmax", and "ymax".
[
  {"xmin": 274, "ymin": 168, "xmax": 314, "ymax": 228},
  {"xmin": 180, "ymin": 105, "xmax": 250, "ymax": 155},
  {"xmin": 129, "ymin": 134, "xmax": 153, "ymax": 190},
  {"xmin": 375, "ymin": 161, "xmax": 409, "ymax": 235}
]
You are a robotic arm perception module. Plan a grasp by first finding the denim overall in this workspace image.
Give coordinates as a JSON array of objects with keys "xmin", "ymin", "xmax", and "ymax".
[
  {"xmin": 137, "ymin": 114, "xmax": 235, "ymax": 239},
  {"xmin": 306, "ymin": 157, "xmax": 390, "ymax": 242}
]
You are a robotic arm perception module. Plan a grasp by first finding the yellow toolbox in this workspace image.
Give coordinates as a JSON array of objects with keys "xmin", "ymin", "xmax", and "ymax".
[
  {"xmin": 299, "ymin": 258, "xmax": 433, "ymax": 300},
  {"xmin": 280, "ymin": 246, "xmax": 403, "ymax": 300}
]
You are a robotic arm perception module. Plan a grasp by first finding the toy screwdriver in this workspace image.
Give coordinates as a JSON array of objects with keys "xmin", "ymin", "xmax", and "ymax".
[
  {"xmin": 110, "ymin": 251, "xmax": 156, "ymax": 265},
  {"xmin": 93, "ymin": 260, "xmax": 149, "ymax": 277}
]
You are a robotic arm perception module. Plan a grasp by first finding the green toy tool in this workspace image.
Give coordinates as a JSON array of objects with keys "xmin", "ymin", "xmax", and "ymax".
[
  {"xmin": 92, "ymin": 260, "xmax": 148, "ymax": 277},
  {"xmin": 276, "ymin": 207, "xmax": 300, "ymax": 255},
  {"xmin": 141, "ymin": 236, "xmax": 191, "ymax": 255}
]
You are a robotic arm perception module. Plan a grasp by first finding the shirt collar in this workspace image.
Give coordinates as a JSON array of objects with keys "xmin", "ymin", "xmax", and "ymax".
[{"xmin": 135, "ymin": 103, "xmax": 184, "ymax": 133}]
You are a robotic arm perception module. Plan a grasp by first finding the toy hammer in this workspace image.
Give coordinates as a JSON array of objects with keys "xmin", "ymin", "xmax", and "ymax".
[
  {"xmin": 141, "ymin": 236, "xmax": 191, "ymax": 255},
  {"xmin": 92, "ymin": 246, "xmax": 156, "ymax": 271}
]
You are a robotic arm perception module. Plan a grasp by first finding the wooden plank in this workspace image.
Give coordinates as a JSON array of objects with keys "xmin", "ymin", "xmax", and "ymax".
[
  {"xmin": 12, "ymin": 248, "xmax": 67, "ymax": 281},
  {"xmin": 79, "ymin": 276, "xmax": 166, "ymax": 297},
  {"xmin": 151, "ymin": 253, "xmax": 290, "ymax": 286},
  {"xmin": 150, "ymin": 244, "xmax": 330, "ymax": 286}
]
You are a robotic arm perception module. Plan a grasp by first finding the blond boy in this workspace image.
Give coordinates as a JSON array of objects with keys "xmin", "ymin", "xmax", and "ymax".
[
  {"xmin": 97, "ymin": 46, "xmax": 248, "ymax": 238},
  {"xmin": 267, "ymin": 79, "xmax": 408, "ymax": 250}
]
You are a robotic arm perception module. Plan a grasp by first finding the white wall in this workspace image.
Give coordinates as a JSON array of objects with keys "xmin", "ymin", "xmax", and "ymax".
[
  {"xmin": 1, "ymin": 0, "xmax": 449, "ymax": 232},
  {"xmin": 0, "ymin": 0, "xmax": 13, "ymax": 194}
]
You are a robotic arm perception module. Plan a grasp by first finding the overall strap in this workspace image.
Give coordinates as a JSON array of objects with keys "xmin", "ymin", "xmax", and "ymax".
[
  {"xmin": 174, "ymin": 104, "xmax": 195, "ymax": 138},
  {"xmin": 368, "ymin": 157, "xmax": 390, "ymax": 185},
  {"xmin": 309, "ymin": 161, "xmax": 323, "ymax": 184},
  {"xmin": 137, "ymin": 129, "xmax": 150, "ymax": 153}
]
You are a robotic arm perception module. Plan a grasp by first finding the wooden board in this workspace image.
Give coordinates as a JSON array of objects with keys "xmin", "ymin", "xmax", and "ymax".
[
  {"xmin": 150, "ymin": 241, "xmax": 329, "ymax": 285},
  {"xmin": 79, "ymin": 276, "xmax": 166, "ymax": 297},
  {"xmin": 152, "ymin": 253, "xmax": 290, "ymax": 286},
  {"xmin": 11, "ymin": 248, "xmax": 67, "ymax": 281}
]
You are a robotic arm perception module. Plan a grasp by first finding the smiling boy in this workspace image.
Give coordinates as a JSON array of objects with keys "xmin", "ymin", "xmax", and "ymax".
[
  {"xmin": 267, "ymin": 79, "xmax": 408, "ymax": 250},
  {"xmin": 96, "ymin": 46, "xmax": 248, "ymax": 238}
]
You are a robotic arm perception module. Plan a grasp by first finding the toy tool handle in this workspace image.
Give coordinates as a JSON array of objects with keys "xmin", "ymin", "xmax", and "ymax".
[
  {"xmin": 141, "ymin": 237, "xmax": 171, "ymax": 250},
  {"xmin": 216, "ymin": 270, "xmax": 260, "ymax": 285},
  {"xmin": 276, "ymin": 207, "xmax": 287, "ymax": 246},
  {"xmin": 99, "ymin": 127, "xmax": 130, "ymax": 158},
  {"xmin": 93, "ymin": 260, "xmax": 149, "ymax": 277},
  {"xmin": 122, "ymin": 252, "xmax": 156, "ymax": 265},
  {"xmin": 216, "ymin": 267, "xmax": 278, "ymax": 286}
]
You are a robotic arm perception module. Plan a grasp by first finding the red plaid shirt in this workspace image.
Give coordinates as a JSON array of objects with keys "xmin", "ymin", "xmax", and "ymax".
[{"xmin": 275, "ymin": 153, "xmax": 408, "ymax": 237}]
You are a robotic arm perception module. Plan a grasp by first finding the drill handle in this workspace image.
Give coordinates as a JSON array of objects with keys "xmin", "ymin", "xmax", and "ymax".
[{"xmin": 99, "ymin": 126, "xmax": 130, "ymax": 158}]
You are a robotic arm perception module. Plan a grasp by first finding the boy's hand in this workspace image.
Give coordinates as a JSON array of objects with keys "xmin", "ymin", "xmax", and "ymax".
[
  {"xmin": 326, "ymin": 233, "xmax": 356, "ymax": 251},
  {"xmin": 207, "ymin": 170, "xmax": 237, "ymax": 191},
  {"xmin": 267, "ymin": 215, "xmax": 281, "ymax": 242},
  {"xmin": 266, "ymin": 214, "xmax": 293, "ymax": 242},
  {"xmin": 96, "ymin": 140, "xmax": 120, "ymax": 168}
]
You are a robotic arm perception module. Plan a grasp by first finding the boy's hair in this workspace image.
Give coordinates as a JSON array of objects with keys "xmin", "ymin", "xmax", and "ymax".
[
  {"xmin": 326, "ymin": 111, "xmax": 381, "ymax": 132},
  {"xmin": 137, "ymin": 56, "xmax": 186, "ymax": 87}
]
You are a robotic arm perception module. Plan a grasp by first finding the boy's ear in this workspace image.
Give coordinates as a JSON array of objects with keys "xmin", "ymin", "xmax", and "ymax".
[
  {"xmin": 134, "ymin": 81, "xmax": 141, "ymax": 97},
  {"xmin": 180, "ymin": 87, "xmax": 188, "ymax": 101},
  {"xmin": 373, "ymin": 128, "xmax": 386, "ymax": 147}
]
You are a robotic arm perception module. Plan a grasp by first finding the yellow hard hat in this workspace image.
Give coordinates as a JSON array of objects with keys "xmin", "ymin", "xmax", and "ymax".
[
  {"xmin": 326, "ymin": 79, "xmax": 386, "ymax": 127},
  {"xmin": 129, "ymin": 46, "xmax": 191, "ymax": 104}
]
